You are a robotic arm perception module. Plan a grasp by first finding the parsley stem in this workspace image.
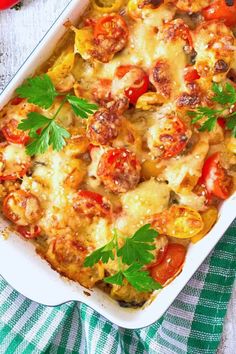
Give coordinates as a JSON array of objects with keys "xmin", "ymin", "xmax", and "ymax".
[
  {"xmin": 52, "ymin": 96, "xmax": 67, "ymax": 121},
  {"xmin": 113, "ymin": 229, "xmax": 122, "ymax": 272}
]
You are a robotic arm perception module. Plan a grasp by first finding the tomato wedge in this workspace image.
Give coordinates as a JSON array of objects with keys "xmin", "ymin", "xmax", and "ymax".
[
  {"xmin": 200, "ymin": 152, "xmax": 233, "ymax": 199},
  {"xmin": 150, "ymin": 243, "xmax": 186, "ymax": 286},
  {"xmin": 17, "ymin": 225, "xmax": 41, "ymax": 239},
  {"xmin": 114, "ymin": 65, "xmax": 149, "ymax": 105},
  {"xmin": 202, "ymin": 1, "xmax": 236, "ymax": 27},
  {"xmin": 74, "ymin": 190, "xmax": 112, "ymax": 217},
  {"xmin": 2, "ymin": 119, "xmax": 29, "ymax": 145}
]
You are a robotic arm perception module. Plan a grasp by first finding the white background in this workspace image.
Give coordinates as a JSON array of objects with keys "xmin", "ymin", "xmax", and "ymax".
[{"xmin": 0, "ymin": 0, "xmax": 235, "ymax": 352}]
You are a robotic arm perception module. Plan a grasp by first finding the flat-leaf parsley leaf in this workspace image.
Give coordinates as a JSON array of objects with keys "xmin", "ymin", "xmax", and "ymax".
[{"xmin": 16, "ymin": 74, "xmax": 98, "ymax": 155}]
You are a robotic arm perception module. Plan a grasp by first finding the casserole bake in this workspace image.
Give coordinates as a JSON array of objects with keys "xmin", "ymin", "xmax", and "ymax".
[{"xmin": 0, "ymin": 0, "xmax": 236, "ymax": 328}]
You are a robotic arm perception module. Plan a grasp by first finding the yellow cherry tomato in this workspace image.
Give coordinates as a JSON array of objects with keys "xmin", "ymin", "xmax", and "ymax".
[
  {"xmin": 152, "ymin": 205, "xmax": 204, "ymax": 239},
  {"xmin": 191, "ymin": 207, "xmax": 218, "ymax": 244}
]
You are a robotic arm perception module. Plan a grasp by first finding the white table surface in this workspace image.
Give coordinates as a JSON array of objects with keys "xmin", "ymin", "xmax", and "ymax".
[{"xmin": 0, "ymin": 1, "xmax": 235, "ymax": 352}]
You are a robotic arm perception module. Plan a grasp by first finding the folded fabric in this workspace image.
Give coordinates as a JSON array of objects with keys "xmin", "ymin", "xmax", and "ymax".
[{"xmin": 0, "ymin": 221, "xmax": 235, "ymax": 354}]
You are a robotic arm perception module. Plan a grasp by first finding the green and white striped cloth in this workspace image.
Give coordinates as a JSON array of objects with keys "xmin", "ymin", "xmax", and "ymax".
[{"xmin": 0, "ymin": 221, "xmax": 235, "ymax": 354}]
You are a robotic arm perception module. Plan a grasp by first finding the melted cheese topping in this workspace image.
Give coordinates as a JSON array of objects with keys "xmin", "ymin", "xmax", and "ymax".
[{"xmin": 1, "ymin": 1, "xmax": 236, "ymax": 304}]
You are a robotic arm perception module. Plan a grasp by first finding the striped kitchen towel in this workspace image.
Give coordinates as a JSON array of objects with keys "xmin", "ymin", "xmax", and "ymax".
[{"xmin": 0, "ymin": 221, "xmax": 235, "ymax": 354}]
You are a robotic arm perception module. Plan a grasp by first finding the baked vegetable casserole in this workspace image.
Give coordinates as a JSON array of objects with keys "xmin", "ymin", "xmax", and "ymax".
[{"xmin": 1, "ymin": 0, "xmax": 236, "ymax": 307}]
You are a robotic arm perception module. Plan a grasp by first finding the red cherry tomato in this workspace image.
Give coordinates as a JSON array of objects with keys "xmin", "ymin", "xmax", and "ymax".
[
  {"xmin": 17, "ymin": 225, "xmax": 41, "ymax": 239},
  {"xmin": 217, "ymin": 117, "xmax": 226, "ymax": 129},
  {"xmin": 200, "ymin": 152, "xmax": 233, "ymax": 199},
  {"xmin": 3, "ymin": 190, "xmax": 43, "ymax": 226},
  {"xmin": 92, "ymin": 15, "xmax": 129, "ymax": 62},
  {"xmin": 0, "ymin": 162, "xmax": 29, "ymax": 181},
  {"xmin": 0, "ymin": 144, "xmax": 30, "ymax": 181},
  {"xmin": 184, "ymin": 67, "xmax": 200, "ymax": 82},
  {"xmin": 149, "ymin": 115, "xmax": 189, "ymax": 159},
  {"xmin": 146, "ymin": 243, "xmax": 168, "ymax": 269},
  {"xmin": 97, "ymin": 148, "xmax": 141, "ymax": 193},
  {"xmin": 94, "ymin": 14, "xmax": 128, "ymax": 39},
  {"xmin": 202, "ymin": 1, "xmax": 236, "ymax": 27},
  {"xmin": 2, "ymin": 119, "xmax": 29, "ymax": 145},
  {"xmin": 150, "ymin": 243, "xmax": 186, "ymax": 286},
  {"xmin": 74, "ymin": 190, "xmax": 112, "ymax": 217},
  {"xmin": 11, "ymin": 97, "xmax": 24, "ymax": 106},
  {"xmin": 0, "ymin": 0, "xmax": 20, "ymax": 10},
  {"xmin": 114, "ymin": 65, "xmax": 149, "ymax": 105}
]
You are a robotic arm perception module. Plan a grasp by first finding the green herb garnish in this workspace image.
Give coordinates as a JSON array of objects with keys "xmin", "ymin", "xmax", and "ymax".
[
  {"xmin": 188, "ymin": 82, "xmax": 236, "ymax": 137},
  {"xmin": 16, "ymin": 74, "xmax": 98, "ymax": 156},
  {"xmin": 84, "ymin": 225, "xmax": 162, "ymax": 293}
]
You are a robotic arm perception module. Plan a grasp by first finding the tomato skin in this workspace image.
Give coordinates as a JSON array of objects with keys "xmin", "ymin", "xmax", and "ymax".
[
  {"xmin": 148, "ymin": 115, "xmax": 190, "ymax": 159},
  {"xmin": 114, "ymin": 65, "xmax": 149, "ymax": 105},
  {"xmin": 74, "ymin": 190, "xmax": 112, "ymax": 217},
  {"xmin": 94, "ymin": 15, "xmax": 128, "ymax": 39},
  {"xmin": 97, "ymin": 148, "xmax": 141, "ymax": 193},
  {"xmin": 151, "ymin": 205, "xmax": 203, "ymax": 239},
  {"xmin": 150, "ymin": 243, "xmax": 186, "ymax": 286},
  {"xmin": 92, "ymin": 15, "xmax": 129, "ymax": 63},
  {"xmin": 217, "ymin": 117, "xmax": 226, "ymax": 129},
  {"xmin": 0, "ymin": 163, "xmax": 29, "ymax": 181},
  {"xmin": 11, "ymin": 97, "xmax": 24, "ymax": 106},
  {"xmin": 201, "ymin": 152, "xmax": 233, "ymax": 199},
  {"xmin": 184, "ymin": 68, "xmax": 200, "ymax": 82},
  {"xmin": 2, "ymin": 119, "xmax": 29, "ymax": 145},
  {"xmin": 202, "ymin": 1, "xmax": 236, "ymax": 27},
  {"xmin": 0, "ymin": 0, "xmax": 20, "ymax": 10},
  {"xmin": 146, "ymin": 243, "xmax": 168, "ymax": 269},
  {"xmin": 17, "ymin": 225, "xmax": 41, "ymax": 239},
  {"xmin": 2, "ymin": 190, "xmax": 43, "ymax": 226}
]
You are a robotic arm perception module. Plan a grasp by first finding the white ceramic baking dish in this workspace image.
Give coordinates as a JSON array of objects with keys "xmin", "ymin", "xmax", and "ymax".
[{"xmin": 0, "ymin": 0, "xmax": 236, "ymax": 329}]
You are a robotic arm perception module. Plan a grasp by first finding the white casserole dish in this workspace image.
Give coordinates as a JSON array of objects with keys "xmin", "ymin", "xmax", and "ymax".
[{"xmin": 0, "ymin": 0, "xmax": 235, "ymax": 329}]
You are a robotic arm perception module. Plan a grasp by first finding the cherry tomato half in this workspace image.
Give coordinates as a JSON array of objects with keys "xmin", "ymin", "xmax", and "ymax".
[
  {"xmin": 2, "ymin": 119, "xmax": 29, "ymax": 145},
  {"xmin": 17, "ymin": 225, "xmax": 41, "ymax": 239},
  {"xmin": 151, "ymin": 205, "xmax": 203, "ymax": 238},
  {"xmin": 148, "ymin": 115, "xmax": 190, "ymax": 159},
  {"xmin": 200, "ymin": 152, "xmax": 233, "ymax": 199},
  {"xmin": 150, "ymin": 243, "xmax": 186, "ymax": 286},
  {"xmin": 114, "ymin": 65, "xmax": 149, "ymax": 105},
  {"xmin": 92, "ymin": 15, "xmax": 129, "ymax": 62},
  {"xmin": 94, "ymin": 14, "xmax": 128, "ymax": 39},
  {"xmin": 202, "ymin": 1, "xmax": 236, "ymax": 27},
  {"xmin": 3, "ymin": 190, "xmax": 43, "ymax": 226},
  {"xmin": 0, "ymin": 0, "xmax": 20, "ymax": 10},
  {"xmin": 97, "ymin": 148, "xmax": 141, "ymax": 193},
  {"xmin": 73, "ymin": 190, "xmax": 112, "ymax": 217},
  {"xmin": 146, "ymin": 240, "xmax": 168, "ymax": 269}
]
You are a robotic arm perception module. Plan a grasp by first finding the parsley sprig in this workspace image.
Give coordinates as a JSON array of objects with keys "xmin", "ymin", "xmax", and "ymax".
[
  {"xmin": 16, "ymin": 74, "xmax": 98, "ymax": 156},
  {"xmin": 188, "ymin": 82, "xmax": 236, "ymax": 137},
  {"xmin": 84, "ymin": 225, "xmax": 162, "ymax": 293}
]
